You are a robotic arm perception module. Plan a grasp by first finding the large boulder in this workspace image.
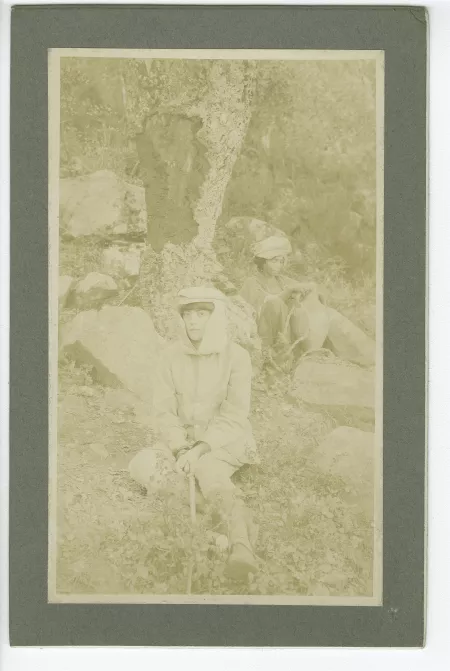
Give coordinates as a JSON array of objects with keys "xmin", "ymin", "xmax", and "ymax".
[
  {"xmin": 60, "ymin": 306, "xmax": 162, "ymax": 404},
  {"xmin": 72, "ymin": 272, "xmax": 118, "ymax": 310},
  {"xmin": 291, "ymin": 294, "xmax": 375, "ymax": 367},
  {"xmin": 59, "ymin": 170, "xmax": 147, "ymax": 239},
  {"xmin": 327, "ymin": 308, "xmax": 376, "ymax": 367},
  {"xmin": 59, "ymin": 275, "xmax": 75, "ymax": 310},
  {"xmin": 128, "ymin": 446, "xmax": 185, "ymax": 494},
  {"xmin": 224, "ymin": 216, "xmax": 287, "ymax": 245},
  {"xmin": 290, "ymin": 351, "xmax": 375, "ymax": 425},
  {"xmin": 101, "ymin": 244, "xmax": 143, "ymax": 279},
  {"xmin": 314, "ymin": 426, "xmax": 375, "ymax": 516}
]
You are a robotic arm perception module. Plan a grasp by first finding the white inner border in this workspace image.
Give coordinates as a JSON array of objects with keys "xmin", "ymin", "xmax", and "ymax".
[{"xmin": 47, "ymin": 47, "xmax": 384, "ymax": 607}]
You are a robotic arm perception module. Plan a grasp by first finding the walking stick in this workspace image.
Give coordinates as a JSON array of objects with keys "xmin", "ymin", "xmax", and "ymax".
[{"xmin": 186, "ymin": 472, "xmax": 196, "ymax": 594}]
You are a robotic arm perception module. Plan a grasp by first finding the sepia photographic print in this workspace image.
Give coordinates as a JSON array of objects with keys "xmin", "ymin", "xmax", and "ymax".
[{"xmin": 48, "ymin": 48, "xmax": 384, "ymax": 605}]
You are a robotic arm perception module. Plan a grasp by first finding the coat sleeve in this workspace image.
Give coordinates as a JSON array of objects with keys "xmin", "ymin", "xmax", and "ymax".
[
  {"xmin": 153, "ymin": 351, "xmax": 188, "ymax": 454},
  {"xmin": 202, "ymin": 346, "xmax": 253, "ymax": 451}
]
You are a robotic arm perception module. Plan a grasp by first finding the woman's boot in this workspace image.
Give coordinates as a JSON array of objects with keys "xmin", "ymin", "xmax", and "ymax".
[{"xmin": 225, "ymin": 504, "xmax": 258, "ymax": 580}]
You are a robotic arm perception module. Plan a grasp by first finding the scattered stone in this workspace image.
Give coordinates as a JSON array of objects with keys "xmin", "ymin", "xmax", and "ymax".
[
  {"xmin": 128, "ymin": 447, "xmax": 184, "ymax": 492},
  {"xmin": 101, "ymin": 244, "xmax": 143, "ymax": 279},
  {"xmin": 73, "ymin": 272, "xmax": 118, "ymax": 310},
  {"xmin": 89, "ymin": 443, "xmax": 109, "ymax": 459},
  {"xmin": 103, "ymin": 389, "xmax": 139, "ymax": 412},
  {"xmin": 59, "ymin": 170, "xmax": 147, "ymax": 239},
  {"xmin": 112, "ymin": 416, "xmax": 126, "ymax": 425},
  {"xmin": 59, "ymin": 275, "xmax": 75, "ymax": 310},
  {"xmin": 60, "ymin": 306, "xmax": 161, "ymax": 404}
]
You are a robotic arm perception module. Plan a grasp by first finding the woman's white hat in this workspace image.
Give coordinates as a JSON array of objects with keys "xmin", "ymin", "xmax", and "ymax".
[{"xmin": 177, "ymin": 286, "xmax": 227, "ymax": 307}]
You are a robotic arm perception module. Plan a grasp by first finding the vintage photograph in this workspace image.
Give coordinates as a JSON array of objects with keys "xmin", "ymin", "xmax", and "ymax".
[{"xmin": 48, "ymin": 49, "xmax": 383, "ymax": 605}]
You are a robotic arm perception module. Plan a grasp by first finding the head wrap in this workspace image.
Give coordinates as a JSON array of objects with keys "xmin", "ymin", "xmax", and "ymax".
[{"xmin": 252, "ymin": 235, "xmax": 292, "ymax": 260}]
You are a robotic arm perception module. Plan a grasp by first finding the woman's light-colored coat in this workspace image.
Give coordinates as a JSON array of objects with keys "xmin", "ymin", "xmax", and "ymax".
[{"xmin": 153, "ymin": 297, "xmax": 258, "ymax": 465}]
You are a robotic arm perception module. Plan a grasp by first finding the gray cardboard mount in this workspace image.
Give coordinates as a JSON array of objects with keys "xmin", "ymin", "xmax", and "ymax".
[{"xmin": 10, "ymin": 4, "xmax": 427, "ymax": 647}]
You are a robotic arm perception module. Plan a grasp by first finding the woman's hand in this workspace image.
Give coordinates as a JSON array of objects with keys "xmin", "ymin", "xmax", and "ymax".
[
  {"xmin": 277, "ymin": 283, "xmax": 314, "ymax": 304},
  {"xmin": 278, "ymin": 287, "xmax": 297, "ymax": 303},
  {"xmin": 290, "ymin": 281, "xmax": 319, "ymax": 303},
  {"xmin": 176, "ymin": 442, "xmax": 210, "ymax": 475}
]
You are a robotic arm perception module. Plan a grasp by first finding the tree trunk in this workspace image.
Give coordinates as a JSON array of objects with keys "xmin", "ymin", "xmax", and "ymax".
[{"xmin": 138, "ymin": 61, "xmax": 255, "ymax": 338}]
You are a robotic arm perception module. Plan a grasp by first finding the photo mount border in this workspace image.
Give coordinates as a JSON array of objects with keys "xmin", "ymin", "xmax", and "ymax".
[{"xmin": 10, "ymin": 4, "xmax": 426, "ymax": 647}]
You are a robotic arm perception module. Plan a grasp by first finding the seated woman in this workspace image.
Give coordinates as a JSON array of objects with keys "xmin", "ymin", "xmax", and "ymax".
[
  {"xmin": 128, "ymin": 286, "xmax": 258, "ymax": 580},
  {"xmin": 239, "ymin": 235, "xmax": 375, "ymax": 369}
]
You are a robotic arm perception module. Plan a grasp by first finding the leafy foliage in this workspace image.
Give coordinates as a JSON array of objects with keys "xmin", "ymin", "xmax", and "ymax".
[
  {"xmin": 220, "ymin": 59, "xmax": 377, "ymax": 277},
  {"xmin": 60, "ymin": 57, "xmax": 377, "ymax": 277}
]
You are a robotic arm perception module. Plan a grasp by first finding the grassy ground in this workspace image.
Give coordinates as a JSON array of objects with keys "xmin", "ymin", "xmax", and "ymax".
[{"xmin": 56, "ymin": 358, "xmax": 374, "ymax": 598}]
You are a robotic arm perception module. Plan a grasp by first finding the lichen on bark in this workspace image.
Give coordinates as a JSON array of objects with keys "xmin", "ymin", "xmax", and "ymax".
[{"xmin": 138, "ymin": 60, "xmax": 255, "ymax": 337}]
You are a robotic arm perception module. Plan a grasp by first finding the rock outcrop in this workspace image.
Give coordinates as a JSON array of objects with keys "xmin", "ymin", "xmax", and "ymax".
[
  {"xmin": 61, "ymin": 306, "xmax": 162, "ymax": 404},
  {"xmin": 59, "ymin": 170, "xmax": 147, "ymax": 239},
  {"xmin": 72, "ymin": 272, "xmax": 118, "ymax": 310}
]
